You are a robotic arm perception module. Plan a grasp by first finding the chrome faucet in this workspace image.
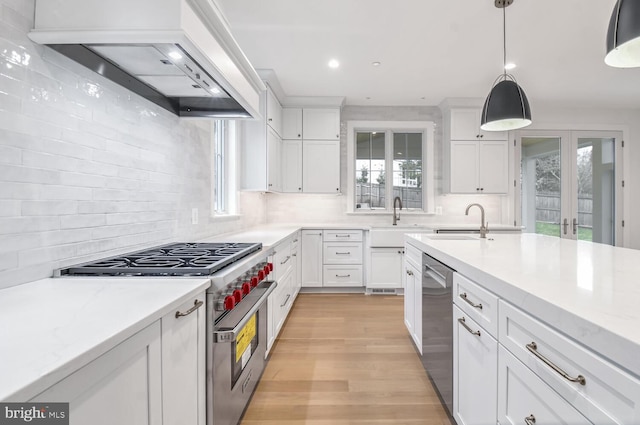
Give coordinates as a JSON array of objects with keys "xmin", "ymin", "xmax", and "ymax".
[
  {"xmin": 465, "ymin": 203, "xmax": 489, "ymax": 238},
  {"xmin": 393, "ymin": 196, "xmax": 403, "ymax": 226}
]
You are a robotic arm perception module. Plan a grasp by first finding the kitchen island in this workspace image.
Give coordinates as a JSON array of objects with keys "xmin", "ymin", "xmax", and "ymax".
[{"xmin": 406, "ymin": 233, "xmax": 640, "ymax": 424}]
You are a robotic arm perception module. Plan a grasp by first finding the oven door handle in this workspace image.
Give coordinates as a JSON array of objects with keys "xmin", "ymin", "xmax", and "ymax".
[{"xmin": 213, "ymin": 282, "xmax": 278, "ymax": 343}]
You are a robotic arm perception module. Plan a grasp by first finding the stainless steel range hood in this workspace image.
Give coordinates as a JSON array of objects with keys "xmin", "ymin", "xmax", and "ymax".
[{"xmin": 28, "ymin": 0, "xmax": 265, "ymax": 119}]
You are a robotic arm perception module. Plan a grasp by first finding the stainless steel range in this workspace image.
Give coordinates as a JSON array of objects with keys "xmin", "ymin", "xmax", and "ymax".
[{"xmin": 59, "ymin": 241, "xmax": 277, "ymax": 425}]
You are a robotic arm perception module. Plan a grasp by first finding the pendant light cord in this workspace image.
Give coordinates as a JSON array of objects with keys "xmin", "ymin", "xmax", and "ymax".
[{"xmin": 503, "ymin": 4, "xmax": 507, "ymax": 78}]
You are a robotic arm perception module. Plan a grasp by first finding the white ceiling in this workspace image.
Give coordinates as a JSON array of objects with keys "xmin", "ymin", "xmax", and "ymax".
[{"xmin": 218, "ymin": 0, "xmax": 640, "ymax": 109}]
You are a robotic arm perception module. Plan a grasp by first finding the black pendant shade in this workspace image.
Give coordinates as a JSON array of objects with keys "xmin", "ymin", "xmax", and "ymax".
[
  {"xmin": 480, "ymin": 78, "xmax": 532, "ymax": 132},
  {"xmin": 605, "ymin": 0, "xmax": 640, "ymax": 68}
]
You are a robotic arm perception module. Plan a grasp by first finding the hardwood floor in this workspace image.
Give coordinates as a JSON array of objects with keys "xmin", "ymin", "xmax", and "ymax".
[{"xmin": 241, "ymin": 294, "xmax": 452, "ymax": 425}]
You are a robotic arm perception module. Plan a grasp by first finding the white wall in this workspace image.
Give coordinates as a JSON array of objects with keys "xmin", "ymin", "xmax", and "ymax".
[{"xmin": 0, "ymin": 0, "xmax": 267, "ymax": 288}]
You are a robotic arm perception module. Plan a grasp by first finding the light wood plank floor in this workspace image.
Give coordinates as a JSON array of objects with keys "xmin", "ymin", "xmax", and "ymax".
[{"xmin": 241, "ymin": 294, "xmax": 452, "ymax": 425}]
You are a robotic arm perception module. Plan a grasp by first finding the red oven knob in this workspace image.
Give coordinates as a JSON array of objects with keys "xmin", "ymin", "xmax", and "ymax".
[
  {"xmin": 263, "ymin": 265, "xmax": 270, "ymax": 275},
  {"xmin": 224, "ymin": 295, "xmax": 235, "ymax": 310},
  {"xmin": 250, "ymin": 276, "xmax": 259, "ymax": 287},
  {"xmin": 268, "ymin": 262, "xmax": 273, "ymax": 272},
  {"xmin": 241, "ymin": 282, "xmax": 251, "ymax": 295},
  {"xmin": 233, "ymin": 289, "xmax": 243, "ymax": 303},
  {"xmin": 258, "ymin": 270, "xmax": 265, "ymax": 280}
]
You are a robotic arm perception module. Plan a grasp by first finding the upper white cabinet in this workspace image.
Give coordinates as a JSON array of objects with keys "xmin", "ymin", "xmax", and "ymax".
[
  {"xmin": 443, "ymin": 106, "xmax": 510, "ymax": 194},
  {"xmin": 450, "ymin": 108, "xmax": 508, "ymax": 141},
  {"xmin": 281, "ymin": 139, "xmax": 303, "ymax": 192},
  {"xmin": 302, "ymin": 140, "xmax": 340, "ymax": 193},
  {"xmin": 302, "ymin": 108, "xmax": 341, "ymax": 140},
  {"xmin": 241, "ymin": 85, "xmax": 283, "ymax": 192},
  {"xmin": 282, "ymin": 108, "xmax": 303, "ymax": 139}
]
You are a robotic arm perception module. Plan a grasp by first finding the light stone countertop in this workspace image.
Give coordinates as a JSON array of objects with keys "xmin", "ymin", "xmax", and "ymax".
[
  {"xmin": 0, "ymin": 277, "xmax": 211, "ymax": 401},
  {"xmin": 405, "ymin": 232, "xmax": 640, "ymax": 377}
]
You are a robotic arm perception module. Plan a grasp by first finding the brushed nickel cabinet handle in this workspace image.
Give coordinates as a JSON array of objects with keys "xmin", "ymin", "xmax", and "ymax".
[
  {"xmin": 335, "ymin": 234, "xmax": 351, "ymax": 238},
  {"xmin": 280, "ymin": 294, "xmax": 291, "ymax": 307},
  {"xmin": 460, "ymin": 292, "xmax": 483, "ymax": 310},
  {"xmin": 335, "ymin": 252, "xmax": 351, "ymax": 255},
  {"xmin": 335, "ymin": 274, "xmax": 351, "ymax": 278},
  {"xmin": 458, "ymin": 317, "xmax": 481, "ymax": 336},
  {"xmin": 280, "ymin": 256, "xmax": 291, "ymax": 265},
  {"xmin": 175, "ymin": 299, "xmax": 203, "ymax": 318},
  {"xmin": 525, "ymin": 414, "xmax": 536, "ymax": 425},
  {"xmin": 526, "ymin": 342, "xmax": 586, "ymax": 385}
]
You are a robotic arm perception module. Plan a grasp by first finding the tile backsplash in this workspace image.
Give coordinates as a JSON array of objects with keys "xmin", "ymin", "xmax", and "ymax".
[{"xmin": 0, "ymin": 0, "xmax": 266, "ymax": 288}]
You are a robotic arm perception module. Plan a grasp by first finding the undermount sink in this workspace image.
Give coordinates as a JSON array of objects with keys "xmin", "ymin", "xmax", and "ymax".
[{"xmin": 369, "ymin": 226, "xmax": 431, "ymax": 247}]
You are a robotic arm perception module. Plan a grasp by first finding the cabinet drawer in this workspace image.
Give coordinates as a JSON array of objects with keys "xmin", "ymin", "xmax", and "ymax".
[
  {"xmin": 499, "ymin": 301, "xmax": 640, "ymax": 424},
  {"xmin": 453, "ymin": 273, "xmax": 499, "ymax": 338},
  {"xmin": 404, "ymin": 242, "xmax": 422, "ymax": 269},
  {"xmin": 323, "ymin": 229, "xmax": 363, "ymax": 242},
  {"xmin": 323, "ymin": 242, "xmax": 363, "ymax": 264},
  {"xmin": 273, "ymin": 241, "xmax": 292, "ymax": 282},
  {"xmin": 498, "ymin": 345, "xmax": 591, "ymax": 425},
  {"xmin": 322, "ymin": 265, "xmax": 363, "ymax": 287}
]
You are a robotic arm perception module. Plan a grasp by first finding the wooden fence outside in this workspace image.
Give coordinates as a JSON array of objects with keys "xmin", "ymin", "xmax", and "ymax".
[
  {"xmin": 535, "ymin": 193, "xmax": 593, "ymax": 227},
  {"xmin": 356, "ymin": 183, "xmax": 422, "ymax": 209}
]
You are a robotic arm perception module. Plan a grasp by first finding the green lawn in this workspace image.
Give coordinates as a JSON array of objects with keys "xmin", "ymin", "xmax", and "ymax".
[{"xmin": 535, "ymin": 222, "xmax": 593, "ymax": 241}]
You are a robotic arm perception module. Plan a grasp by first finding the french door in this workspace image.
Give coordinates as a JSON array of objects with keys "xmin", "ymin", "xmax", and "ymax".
[{"xmin": 515, "ymin": 130, "xmax": 623, "ymax": 246}]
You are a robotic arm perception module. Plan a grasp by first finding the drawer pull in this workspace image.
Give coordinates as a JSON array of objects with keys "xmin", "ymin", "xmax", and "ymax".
[
  {"xmin": 458, "ymin": 317, "xmax": 481, "ymax": 336},
  {"xmin": 335, "ymin": 252, "xmax": 351, "ymax": 255},
  {"xmin": 175, "ymin": 299, "xmax": 203, "ymax": 319},
  {"xmin": 524, "ymin": 414, "xmax": 536, "ymax": 425},
  {"xmin": 526, "ymin": 342, "xmax": 586, "ymax": 386},
  {"xmin": 280, "ymin": 256, "xmax": 291, "ymax": 265},
  {"xmin": 460, "ymin": 292, "xmax": 483, "ymax": 310},
  {"xmin": 335, "ymin": 234, "xmax": 351, "ymax": 238},
  {"xmin": 280, "ymin": 294, "xmax": 291, "ymax": 307},
  {"xmin": 336, "ymin": 274, "xmax": 351, "ymax": 278}
]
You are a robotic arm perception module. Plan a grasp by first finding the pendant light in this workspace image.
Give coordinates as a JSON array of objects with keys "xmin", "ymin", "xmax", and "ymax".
[
  {"xmin": 480, "ymin": 0, "xmax": 532, "ymax": 132},
  {"xmin": 605, "ymin": 0, "xmax": 640, "ymax": 68}
]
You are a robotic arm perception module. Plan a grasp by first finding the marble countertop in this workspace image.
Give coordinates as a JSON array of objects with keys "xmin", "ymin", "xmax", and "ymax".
[
  {"xmin": 405, "ymin": 233, "xmax": 640, "ymax": 377},
  {"xmin": 0, "ymin": 277, "xmax": 210, "ymax": 401}
]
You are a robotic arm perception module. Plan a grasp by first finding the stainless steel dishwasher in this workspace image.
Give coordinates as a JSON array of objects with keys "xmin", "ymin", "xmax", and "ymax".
[{"xmin": 422, "ymin": 252, "xmax": 455, "ymax": 417}]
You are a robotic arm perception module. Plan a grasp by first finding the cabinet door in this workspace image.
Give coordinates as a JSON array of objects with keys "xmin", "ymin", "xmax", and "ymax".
[
  {"xmin": 369, "ymin": 248, "xmax": 403, "ymax": 289},
  {"xmin": 478, "ymin": 141, "xmax": 508, "ymax": 193},
  {"xmin": 450, "ymin": 141, "xmax": 479, "ymax": 193},
  {"xmin": 162, "ymin": 294, "xmax": 206, "ymax": 425},
  {"xmin": 412, "ymin": 262, "xmax": 422, "ymax": 353},
  {"xmin": 301, "ymin": 230, "xmax": 323, "ymax": 287},
  {"xmin": 498, "ymin": 346, "xmax": 591, "ymax": 425},
  {"xmin": 453, "ymin": 306, "xmax": 498, "ymax": 425},
  {"xmin": 266, "ymin": 88, "xmax": 282, "ymax": 137},
  {"xmin": 451, "ymin": 109, "xmax": 507, "ymax": 141},
  {"xmin": 403, "ymin": 263, "xmax": 415, "ymax": 337},
  {"xmin": 31, "ymin": 322, "xmax": 162, "ymax": 425},
  {"xmin": 302, "ymin": 140, "xmax": 340, "ymax": 193},
  {"xmin": 267, "ymin": 126, "xmax": 282, "ymax": 192},
  {"xmin": 281, "ymin": 140, "xmax": 303, "ymax": 192},
  {"xmin": 282, "ymin": 108, "xmax": 303, "ymax": 139},
  {"xmin": 302, "ymin": 108, "xmax": 340, "ymax": 140}
]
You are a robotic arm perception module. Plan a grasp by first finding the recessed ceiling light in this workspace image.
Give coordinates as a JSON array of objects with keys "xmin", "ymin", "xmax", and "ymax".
[
  {"xmin": 168, "ymin": 51, "xmax": 183, "ymax": 61},
  {"xmin": 328, "ymin": 59, "xmax": 340, "ymax": 69},
  {"xmin": 504, "ymin": 62, "xmax": 517, "ymax": 70},
  {"xmin": 372, "ymin": 61, "xmax": 381, "ymax": 67}
]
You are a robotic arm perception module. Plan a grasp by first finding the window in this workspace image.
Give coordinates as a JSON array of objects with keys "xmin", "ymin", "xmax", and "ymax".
[
  {"xmin": 212, "ymin": 120, "xmax": 237, "ymax": 216},
  {"xmin": 347, "ymin": 121, "xmax": 435, "ymax": 214}
]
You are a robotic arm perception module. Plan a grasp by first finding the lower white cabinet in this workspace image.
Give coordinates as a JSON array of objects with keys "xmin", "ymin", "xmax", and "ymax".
[
  {"xmin": 498, "ymin": 346, "xmax": 590, "ymax": 425},
  {"xmin": 452, "ymin": 305, "xmax": 497, "ymax": 425},
  {"xmin": 301, "ymin": 230, "xmax": 323, "ymax": 287},
  {"xmin": 368, "ymin": 248, "xmax": 404, "ymax": 289},
  {"xmin": 31, "ymin": 322, "xmax": 163, "ymax": 425},
  {"xmin": 403, "ymin": 246, "xmax": 422, "ymax": 353},
  {"xmin": 322, "ymin": 265, "xmax": 363, "ymax": 287},
  {"xmin": 161, "ymin": 294, "xmax": 206, "ymax": 425}
]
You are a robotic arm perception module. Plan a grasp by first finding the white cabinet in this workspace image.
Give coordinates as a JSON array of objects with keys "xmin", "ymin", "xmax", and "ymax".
[
  {"xmin": 161, "ymin": 294, "xmax": 206, "ymax": 425},
  {"xmin": 450, "ymin": 140, "xmax": 508, "ymax": 193},
  {"xmin": 301, "ymin": 230, "xmax": 323, "ymax": 287},
  {"xmin": 403, "ymin": 242, "xmax": 422, "ymax": 352},
  {"xmin": 302, "ymin": 108, "xmax": 340, "ymax": 140},
  {"xmin": 452, "ymin": 305, "xmax": 497, "ymax": 425},
  {"xmin": 281, "ymin": 139, "xmax": 303, "ymax": 192},
  {"xmin": 450, "ymin": 108, "xmax": 508, "ymax": 141},
  {"xmin": 240, "ymin": 86, "xmax": 283, "ymax": 192},
  {"xmin": 368, "ymin": 248, "xmax": 404, "ymax": 289},
  {"xmin": 498, "ymin": 346, "xmax": 590, "ymax": 425},
  {"xmin": 444, "ymin": 107, "xmax": 509, "ymax": 194},
  {"xmin": 322, "ymin": 230, "xmax": 363, "ymax": 287},
  {"xmin": 282, "ymin": 107, "xmax": 303, "ymax": 139},
  {"xmin": 302, "ymin": 140, "xmax": 340, "ymax": 193},
  {"xmin": 31, "ymin": 322, "xmax": 163, "ymax": 425}
]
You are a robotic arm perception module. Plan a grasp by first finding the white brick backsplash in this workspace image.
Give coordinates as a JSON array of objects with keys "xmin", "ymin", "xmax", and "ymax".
[
  {"xmin": 21, "ymin": 200, "xmax": 78, "ymax": 216},
  {"xmin": 0, "ymin": 145, "xmax": 21, "ymax": 164},
  {"xmin": 0, "ymin": 251, "xmax": 18, "ymax": 271},
  {"xmin": 0, "ymin": 164, "xmax": 61, "ymax": 184},
  {"xmin": 40, "ymin": 185, "xmax": 93, "ymax": 201},
  {"xmin": 0, "ymin": 200, "xmax": 20, "ymax": 216},
  {"xmin": 60, "ymin": 214, "xmax": 107, "ymax": 229},
  {"xmin": 0, "ymin": 216, "xmax": 60, "ymax": 235}
]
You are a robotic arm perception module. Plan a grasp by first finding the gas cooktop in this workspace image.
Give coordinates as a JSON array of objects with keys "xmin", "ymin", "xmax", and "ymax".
[{"xmin": 60, "ymin": 242, "xmax": 262, "ymax": 276}]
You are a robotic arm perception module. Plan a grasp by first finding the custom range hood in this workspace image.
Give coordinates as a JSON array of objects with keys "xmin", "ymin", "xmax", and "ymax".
[{"xmin": 28, "ymin": 0, "xmax": 265, "ymax": 118}]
